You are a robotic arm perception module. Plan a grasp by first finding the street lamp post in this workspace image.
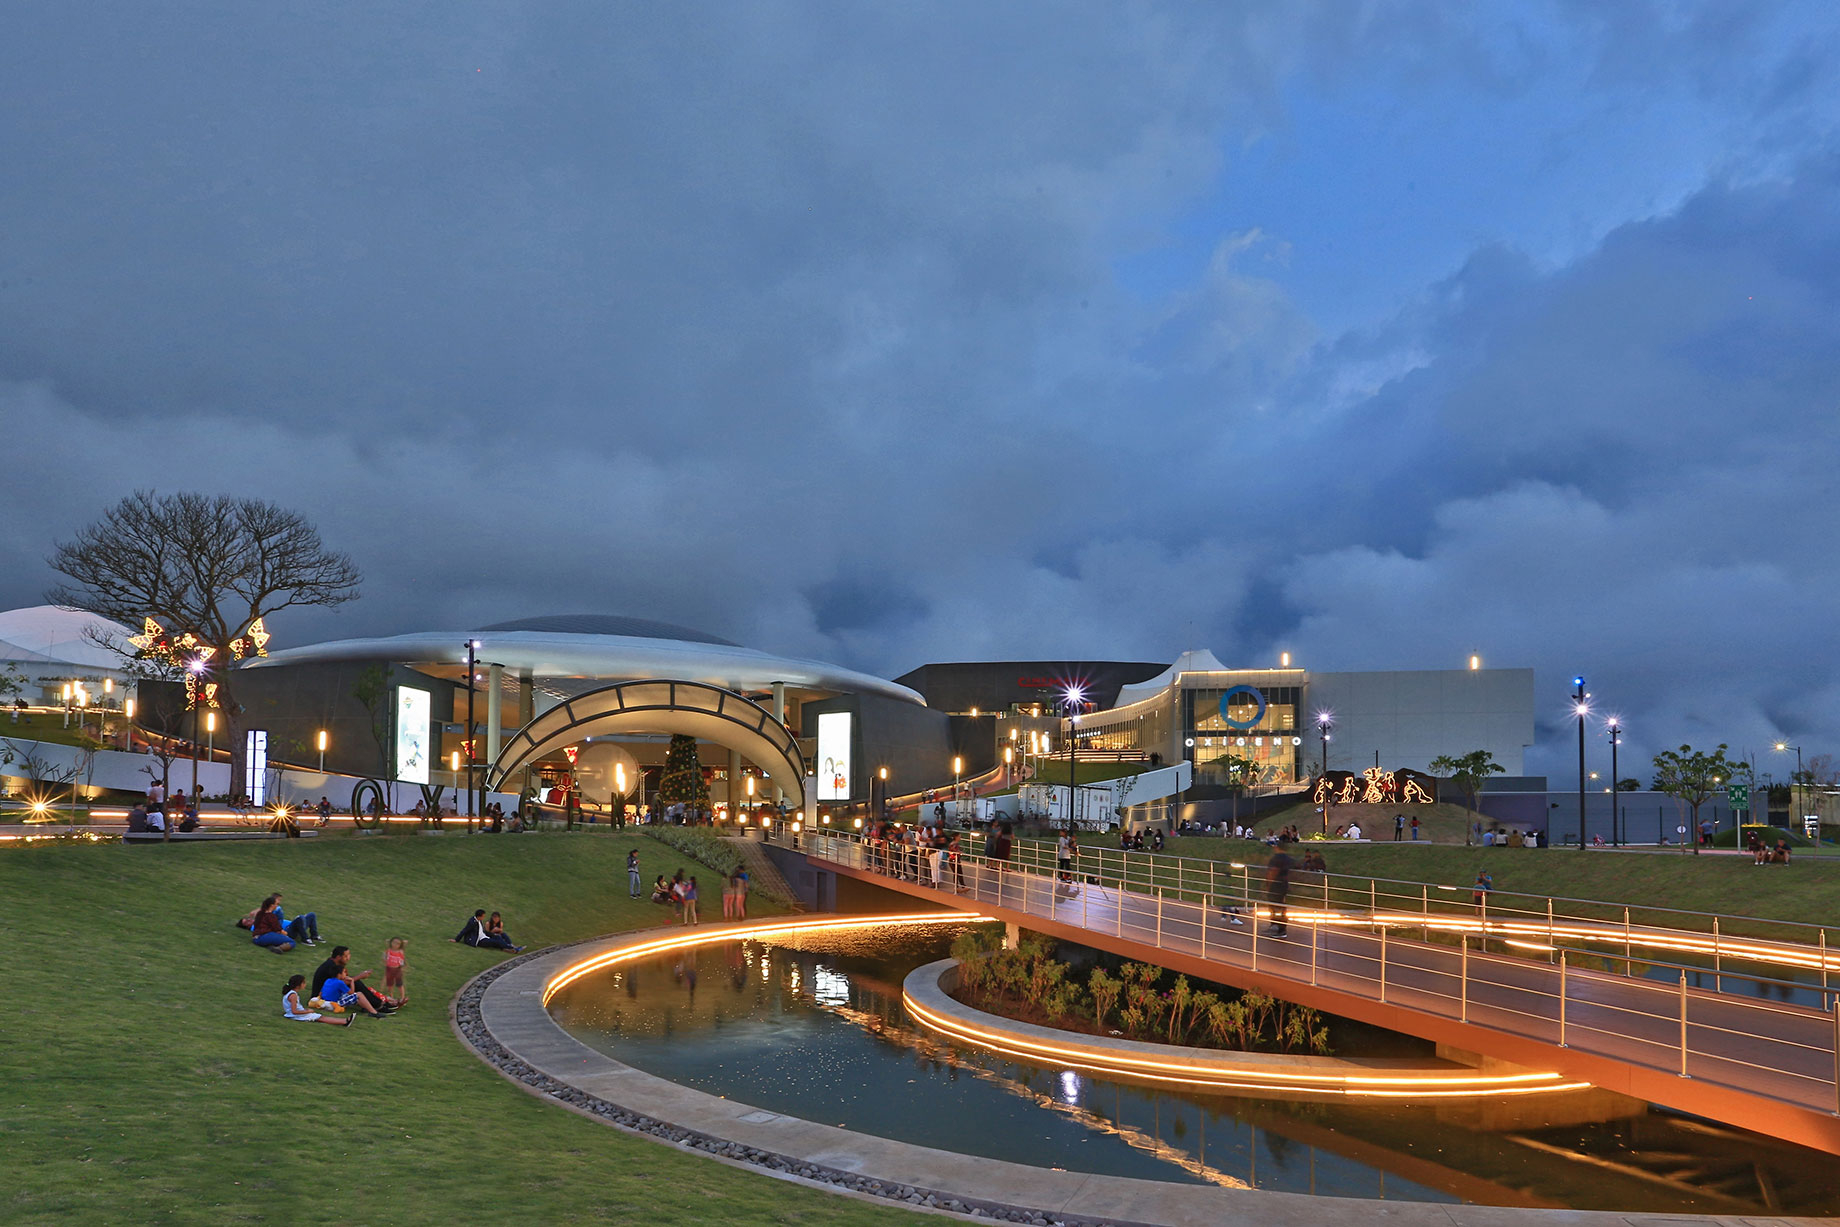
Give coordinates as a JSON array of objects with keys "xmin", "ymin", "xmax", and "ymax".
[
  {"xmin": 188, "ymin": 656, "xmax": 207, "ymax": 817},
  {"xmin": 1606, "ymin": 719, "xmax": 1622, "ymax": 846},
  {"xmin": 1774, "ymin": 741, "xmax": 1803, "ymax": 851},
  {"xmin": 1572, "ymin": 677, "xmax": 1589, "ymax": 850},
  {"xmin": 465, "ymin": 639, "xmax": 480, "ymax": 821},
  {"xmin": 317, "ymin": 729, "xmax": 328, "ymax": 774},
  {"xmin": 1315, "ymin": 712, "xmax": 1333, "ymax": 836},
  {"xmin": 952, "ymin": 756, "xmax": 963, "ymax": 823},
  {"xmin": 1064, "ymin": 685, "xmax": 1084, "ymax": 833}
]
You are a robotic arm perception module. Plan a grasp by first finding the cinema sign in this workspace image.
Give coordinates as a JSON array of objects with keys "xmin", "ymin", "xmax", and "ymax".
[{"xmin": 1311, "ymin": 767, "xmax": 1439, "ymax": 806}]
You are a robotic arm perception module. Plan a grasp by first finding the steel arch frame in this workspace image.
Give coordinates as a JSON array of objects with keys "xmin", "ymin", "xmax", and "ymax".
[{"xmin": 483, "ymin": 679, "xmax": 806, "ymax": 810}]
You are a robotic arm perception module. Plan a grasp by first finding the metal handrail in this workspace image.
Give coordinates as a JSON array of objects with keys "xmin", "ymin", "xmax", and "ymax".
[
  {"xmin": 796, "ymin": 828, "xmax": 1840, "ymax": 1117},
  {"xmin": 942, "ymin": 828, "xmax": 1840, "ymax": 976}
]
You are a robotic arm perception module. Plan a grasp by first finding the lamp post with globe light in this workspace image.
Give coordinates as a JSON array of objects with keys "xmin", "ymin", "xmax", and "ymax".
[
  {"xmin": 1062, "ymin": 684, "xmax": 1085, "ymax": 833},
  {"xmin": 1606, "ymin": 718, "xmax": 1623, "ymax": 846},
  {"xmin": 1315, "ymin": 711, "xmax": 1334, "ymax": 836},
  {"xmin": 1573, "ymin": 677, "xmax": 1589, "ymax": 849},
  {"xmin": 1774, "ymin": 741, "xmax": 1803, "ymax": 851}
]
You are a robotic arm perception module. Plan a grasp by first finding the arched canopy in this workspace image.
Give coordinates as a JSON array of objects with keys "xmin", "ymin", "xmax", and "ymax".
[{"xmin": 485, "ymin": 680, "xmax": 806, "ymax": 809}]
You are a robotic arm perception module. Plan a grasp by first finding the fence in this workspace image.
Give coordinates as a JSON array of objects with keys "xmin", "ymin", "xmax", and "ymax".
[{"xmin": 797, "ymin": 827, "xmax": 1840, "ymax": 1118}]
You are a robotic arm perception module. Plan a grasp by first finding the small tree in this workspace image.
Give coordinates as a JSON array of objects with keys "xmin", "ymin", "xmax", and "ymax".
[
  {"xmin": 0, "ymin": 662, "xmax": 27, "ymax": 710},
  {"xmin": 657, "ymin": 734, "xmax": 710, "ymax": 819},
  {"xmin": 1215, "ymin": 752, "xmax": 1259, "ymax": 827},
  {"xmin": 47, "ymin": 490, "xmax": 360, "ymax": 800},
  {"xmin": 351, "ymin": 664, "xmax": 394, "ymax": 777},
  {"xmin": 1652, "ymin": 743, "xmax": 1740, "ymax": 856},
  {"xmin": 1429, "ymin": 750, "xmax": 1505, "ymax": 846}
]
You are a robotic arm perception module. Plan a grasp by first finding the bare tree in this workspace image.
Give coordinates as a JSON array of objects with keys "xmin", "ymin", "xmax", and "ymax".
[{"xmin": 47, "ymin": 491, "xmax": 360, "ymax": 799}]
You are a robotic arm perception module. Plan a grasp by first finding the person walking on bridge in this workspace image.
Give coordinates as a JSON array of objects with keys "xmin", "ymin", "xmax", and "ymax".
[{"xmin": 1262, "ymin": 846, "xmax": 1294, "ymax": 937}]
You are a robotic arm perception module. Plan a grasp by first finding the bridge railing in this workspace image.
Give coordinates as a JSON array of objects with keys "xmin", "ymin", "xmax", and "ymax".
[
  {"xmin": 797, "ymin": 827, "xmax": 1840, "ymax": 1118},
  {"xmin": 916, "ymin": 829, "xmax": 1840, "ymax": 992}
]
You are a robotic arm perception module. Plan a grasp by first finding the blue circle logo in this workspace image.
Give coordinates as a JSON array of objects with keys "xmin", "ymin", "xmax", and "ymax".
[{"xmin": 1218, "ymin": 685, "xmax": 1266, "ymax": 730}]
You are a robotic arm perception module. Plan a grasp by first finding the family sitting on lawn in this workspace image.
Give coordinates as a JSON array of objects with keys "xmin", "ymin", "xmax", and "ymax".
[{"xmin": 278, "ymin": 946, "xmax": 403, "ymax": 1022}]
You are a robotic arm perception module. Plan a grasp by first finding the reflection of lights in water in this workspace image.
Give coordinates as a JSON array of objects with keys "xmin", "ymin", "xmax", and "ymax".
[
  {"xmin": 1060, "ymin": 1070, "xmax": 1082, "ymax": 1106},
  {"xmin": 810, "ymin": 998, "xmax": 1247, "ymax": 1189},
  {"xmin": 788, "ymin": 964, "xmax": 800, "ymax": 993},
  {"xmin": 811, "ymin": 965, "xmax": 851, "ymax": 1007}
]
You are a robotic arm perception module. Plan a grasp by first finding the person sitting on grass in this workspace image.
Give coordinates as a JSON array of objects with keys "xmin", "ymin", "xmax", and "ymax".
[
  {"xmin": 282, "ymin": 974, "xmax": 351, "ymax": 1027},
  {"xmin": 454, "ymin": 909, "xmax": 521, "ymax": 951},
  {"xmin": 485, "ymin": 911, "xmax": 523, "ymax": 950},
  {"xmin": 311, "ymin": 946, "xmax": 394, "ymax": 1015},
  {"xmin": 650, "ymin": 875, "xmax": 671, "ymax": 905},
  {"xmin": 271, "ymin": 891, "xmax": 320, "ymax": 946},
  {"xmin": 250, "ymin": 897, "xmax": 296, "ymax": 951}
]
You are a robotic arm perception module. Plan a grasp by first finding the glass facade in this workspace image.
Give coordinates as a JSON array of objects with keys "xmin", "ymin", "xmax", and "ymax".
[{"xmin": 1184, "ymin": 685, "xmax": 1303, "ymax": 788}]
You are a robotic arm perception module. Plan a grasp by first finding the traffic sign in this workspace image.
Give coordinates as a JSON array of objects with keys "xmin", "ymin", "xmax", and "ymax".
[{"xmin": 1726, "ymin": 783, "xmax": 1750, "ymax": 809}]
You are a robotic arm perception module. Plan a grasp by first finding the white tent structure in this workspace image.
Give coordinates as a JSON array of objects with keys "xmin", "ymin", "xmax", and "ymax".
[
  {"xmin": 1109, "ymin": 648, "xmax": 1231, "ymax": 708},
  {"xmin": 0, "ymin": 606, "xmax": 137, "ymax": 699}
]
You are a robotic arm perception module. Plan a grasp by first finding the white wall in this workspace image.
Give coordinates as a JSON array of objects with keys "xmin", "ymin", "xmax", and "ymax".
[
  {"xmin": 1304, "ymin": 669, "xmax": 1534, "ymax": 776},
  {"xmin": 0, "ymin": 736, "xmax": 518, "ymax": 811}
]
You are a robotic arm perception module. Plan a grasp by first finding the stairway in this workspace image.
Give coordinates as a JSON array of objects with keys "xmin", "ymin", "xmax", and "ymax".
[{"xmin": 723, "ymin": 836, "xmax": 804, "ymax": 910}]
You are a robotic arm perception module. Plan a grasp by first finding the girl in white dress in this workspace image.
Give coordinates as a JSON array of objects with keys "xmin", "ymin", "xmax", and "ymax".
[{"xmin": 282, "ymin": 974, "xmax": 351, "ymax": 1027}]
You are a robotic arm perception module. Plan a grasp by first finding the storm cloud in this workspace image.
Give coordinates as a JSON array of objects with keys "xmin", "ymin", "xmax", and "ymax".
[{"xmin": 3, "ymin": 2, "xmax": 1838, "ymax": 780}]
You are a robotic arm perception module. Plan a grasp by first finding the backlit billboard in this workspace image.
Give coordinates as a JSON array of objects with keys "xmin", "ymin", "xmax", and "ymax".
[
  {"xmin": 395, "ymin": 686, "xmax": 431, "ymax": 785},
  {"xmin": 816, "ymin": 711, "xmax": 851, "ymax": 801}
]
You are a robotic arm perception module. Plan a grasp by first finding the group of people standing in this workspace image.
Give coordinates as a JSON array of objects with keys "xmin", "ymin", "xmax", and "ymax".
[{"xmin": 864, "ymin": 820, "xmax": 968, "ymax": 891}]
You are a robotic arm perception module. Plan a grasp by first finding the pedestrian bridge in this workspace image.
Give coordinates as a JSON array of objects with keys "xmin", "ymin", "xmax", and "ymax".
[{"xmin": 795, "ymin": 829, "xmax": 1840, "ymax": 1156}]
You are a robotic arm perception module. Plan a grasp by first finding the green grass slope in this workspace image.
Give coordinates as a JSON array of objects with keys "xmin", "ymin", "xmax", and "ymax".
[{"xmin": 0, "ymin": 831, "xmax": 923, "ymax": 1226}]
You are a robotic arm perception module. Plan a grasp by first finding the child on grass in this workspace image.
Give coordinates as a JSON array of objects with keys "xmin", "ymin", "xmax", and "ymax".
[
  {"xmin": 282, "ymin": 974, "xmax": 351, "ymax": 1027},
  {"xmin": 383, "ymin": 937, "xmax": 408, "ymax": 1004}
]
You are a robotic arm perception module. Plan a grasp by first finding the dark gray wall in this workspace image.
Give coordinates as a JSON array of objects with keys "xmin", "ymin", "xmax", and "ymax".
[
  {"xmin": 1481, "ymin": 790, "xmax": 1750, "ymax": 846},
  {"xmin": 801, "ymin": 692, "xmax": 954, "ymax": 801},
  {"xmin": 144, "ymin": 661, "xmax": 461, "ymax": 779}
]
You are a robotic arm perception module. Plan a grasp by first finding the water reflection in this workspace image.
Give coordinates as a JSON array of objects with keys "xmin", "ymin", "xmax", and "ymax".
[{"xmin": 547, "ymin": 926, "xmax": 1840, "ymax": 1214}]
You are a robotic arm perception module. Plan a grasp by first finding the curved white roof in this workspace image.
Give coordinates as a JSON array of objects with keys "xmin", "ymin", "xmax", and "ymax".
[
  {"xmin": 248, "ymin": 626, "xmax": 926, "ymax": 706},
  {"xmin": 1111, "ymin": 648, "xmax": 1230, "ymax": 708},
  {"xmin": 0, "ymin": 606, "xmax": 136, "ymax": 671}
]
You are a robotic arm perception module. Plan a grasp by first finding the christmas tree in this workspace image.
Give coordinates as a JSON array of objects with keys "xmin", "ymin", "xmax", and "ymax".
[{"xmin": 657, "ymin": 734, "xmax": 710, "ymax": 815}]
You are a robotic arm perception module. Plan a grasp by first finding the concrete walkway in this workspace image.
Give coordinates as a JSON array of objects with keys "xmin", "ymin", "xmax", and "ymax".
[{"xmin": 461, "ymin": 919, "xmax": 1834, "ymax": 1227}]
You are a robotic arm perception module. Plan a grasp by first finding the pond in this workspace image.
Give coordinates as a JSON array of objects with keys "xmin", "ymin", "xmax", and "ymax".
[{"xmin": 545, "ymin": 922, "xmax": 1840, "ymax": 1214}]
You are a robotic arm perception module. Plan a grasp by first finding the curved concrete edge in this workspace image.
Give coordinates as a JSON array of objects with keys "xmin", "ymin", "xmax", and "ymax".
[
  {"xmin": 903, "ymin": 960, "xmax": 1589, "ymax": 1100},
  {"xmin": 453, "ymin": 917, "xmax": 1826, "ymax": 1227}
]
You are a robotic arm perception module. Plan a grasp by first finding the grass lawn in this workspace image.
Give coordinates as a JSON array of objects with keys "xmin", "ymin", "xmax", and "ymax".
[
  {"xmin": 0, "ymin": 710, "xmax": 116, "ymax": 751},
  {"xmin": 0, "ymin": 830, "xmax": 927, "ymax": 1226}
]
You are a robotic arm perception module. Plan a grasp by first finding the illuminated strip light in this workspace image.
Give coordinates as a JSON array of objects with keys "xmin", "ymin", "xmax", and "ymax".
[
  {"xmin": 1276, "ymin": 909, "xmax": 1840, "ymax": 976},
  {"xmin": 901, "ymin": 994, "xmax": 1590, "ymax": 1100},
  {"xmin": 541, "ymin": 913, "xmax": 986, "ymax": 1005}
]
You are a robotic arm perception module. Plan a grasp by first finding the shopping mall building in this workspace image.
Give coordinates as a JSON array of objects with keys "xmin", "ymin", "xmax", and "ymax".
[{"xmin": 1, "ymin": 605, "xmax": 1535, "ymax": 816}]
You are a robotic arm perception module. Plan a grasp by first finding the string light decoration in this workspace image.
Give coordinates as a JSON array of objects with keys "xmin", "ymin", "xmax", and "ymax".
[
  {"xmin": 128, "ymin": 616, "xmax": 271, "ymax": 708},
  {"xmin": 1311, "ymin": 768, "xmax": 1439, "ymax": 806}
]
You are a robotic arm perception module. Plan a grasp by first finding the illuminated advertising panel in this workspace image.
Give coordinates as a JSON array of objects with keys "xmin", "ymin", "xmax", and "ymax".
[
  {"xmin": 395, "ymin": 686, "xmax": 431, "ymax": 785},
  {"xmin": 245, "ymin": 730, "xmax": 269, "ymax": 807},
  {"xmin": 816, "ymin": 711, "xmax": 852, "ymax": 801}
]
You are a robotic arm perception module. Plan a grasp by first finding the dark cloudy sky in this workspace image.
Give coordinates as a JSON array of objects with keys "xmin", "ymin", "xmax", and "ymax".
[{"xmin": 4, "ymin": 3, "xmax": 1838, "ymax": 780}]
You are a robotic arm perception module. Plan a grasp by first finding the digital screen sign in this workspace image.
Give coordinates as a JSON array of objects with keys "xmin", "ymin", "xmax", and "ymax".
[
  {"xmin": 816, "ymin": 711, "xmax": 852, "ymax": 801},
  {"xmin": 395, "ymin": 686, "xmax": 431, "ymax": 785},
  {"xmin": 245, "ymin": 730, "xmax": 269, "ymax": 807}
]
